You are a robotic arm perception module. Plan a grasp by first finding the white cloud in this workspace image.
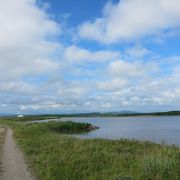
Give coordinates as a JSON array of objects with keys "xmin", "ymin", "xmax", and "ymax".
[
  {"xmin": 108, "ymin": 60, "xmax": 146, "ymax": 78},
  {"xmin": 78, "ymin": 0, "xmax": 180, "ymax": 44},
  {"xmin": 1, "ymin": 0, "xmax": 180, "ymax": 113},
  {"xmin": 64, "ymin": 45, "xmax": 120, "ymax": 63},
  {"xmin": 125, "ymin": 45, "xmax": 152, "ymax": 58},
  {"xmin": 98, "ymin": 78, "xmax": 128, "ymax": 91},
  {"xmin": 0, "ymin": 0, "xmax": 62, "ymax": 113},
  {"xmin": 0, "ymin": 0, "xmax": 61, "ymax": 82},
  {"xmin": 57, "ymin": 81, "xmax": 89, "ymax": 99},
  {"xmin": 0, "ymin": 81, "xmax": 37, "ymax": 94},
  {"xmin": 0, "ymin": 0, "xmax": 59, "ymax": 48}
]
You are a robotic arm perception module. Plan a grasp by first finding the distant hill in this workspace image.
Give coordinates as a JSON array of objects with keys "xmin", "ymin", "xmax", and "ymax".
[
  {"xmin": 105, "ymin": 110, "xmax": 139, "ymax": 115},
  {"xmin": 54, "ymin": 110, "xmax": 180, "ymax": 117},
  {"xmin": 1, "ymin": 110, "xmax": 180, "ymax": 119},
  {"xmin": 146, "ymin": 111, "xmax": 180, "ymax": 116}
]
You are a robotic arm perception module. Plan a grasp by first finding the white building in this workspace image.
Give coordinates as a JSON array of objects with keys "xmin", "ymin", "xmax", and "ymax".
[{"xmin": 18, "ymin": 113, "xmax": 24, "ymax": 118}]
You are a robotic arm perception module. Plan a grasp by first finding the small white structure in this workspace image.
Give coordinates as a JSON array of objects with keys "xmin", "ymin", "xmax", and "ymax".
[{"xmin": 18, "ymin": 113, "xmax": 24, "ymax": 118}]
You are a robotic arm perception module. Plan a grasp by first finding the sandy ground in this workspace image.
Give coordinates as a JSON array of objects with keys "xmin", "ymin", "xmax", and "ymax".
[{"xmin": 0, "ymin": 127, "xmax": 36, "ymax": 180}]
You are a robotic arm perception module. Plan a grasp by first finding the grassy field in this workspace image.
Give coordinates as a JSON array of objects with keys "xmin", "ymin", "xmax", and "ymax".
[{"xmin": 0, "ymin": 118, "xmax": 180, "ymax": 180}]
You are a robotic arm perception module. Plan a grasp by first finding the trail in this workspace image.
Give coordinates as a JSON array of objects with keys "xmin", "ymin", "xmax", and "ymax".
[{"xmin": 0, "ymin": 127, "xmax": 35, "ymax": 180}]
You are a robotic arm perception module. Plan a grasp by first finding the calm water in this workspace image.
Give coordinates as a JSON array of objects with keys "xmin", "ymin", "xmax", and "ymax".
[{"xmin": 34, "ymin": 116, "xmax": 180, "ymax": 145}]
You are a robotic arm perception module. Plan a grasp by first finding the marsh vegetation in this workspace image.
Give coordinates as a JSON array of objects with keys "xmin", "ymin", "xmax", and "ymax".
[{"xmin": 0, "ymin": 119, "xmax": 179, "ymax": 180}]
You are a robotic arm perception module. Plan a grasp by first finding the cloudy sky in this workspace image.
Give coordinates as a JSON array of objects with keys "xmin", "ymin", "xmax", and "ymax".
[{"xmin": 1, "ymin": 0, "xmax": 180, "ymax": 114}]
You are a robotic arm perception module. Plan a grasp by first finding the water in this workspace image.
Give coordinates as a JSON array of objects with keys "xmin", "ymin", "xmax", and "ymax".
[{"xmin": 33, "ymin": 116, "xmax": 180, "ymax": 146}]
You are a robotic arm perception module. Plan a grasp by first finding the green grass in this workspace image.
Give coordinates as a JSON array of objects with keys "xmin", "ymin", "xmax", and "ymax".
[
  {"xmin": 46, "ymin": 121, "xmax": 98, "ymax": 134},
  {"xmin": 0, "ymin": 116, "xmax": 59, "ymax": 122},
  {"xmin": 0, "ymin": 119, "xmax": 180, "ymax": 180}
]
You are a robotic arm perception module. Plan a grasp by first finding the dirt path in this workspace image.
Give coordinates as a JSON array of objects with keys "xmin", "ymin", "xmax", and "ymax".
[{"xmin": 0, "ymin": 127, "xmax": 35, "ymax": 180}]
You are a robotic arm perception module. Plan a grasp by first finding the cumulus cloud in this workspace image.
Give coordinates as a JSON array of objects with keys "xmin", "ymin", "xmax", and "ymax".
[
  {"xmin": 0, "ymin": 1, "xmax": 60, "ymax": 76},
  {"xmin": 64, "ymin": 45, "xmax": 120, "ymax": 63},
  {"xmin": 108, "ymin": 60, "xmax": 157, "ymax": 78},
  {"xmin": 98, "ymin": 78, "xmax": 128, "ymax": 91},
  {"xmin": 125, "ymin": 45, "xmax": 152, "ymax": 58},
  {"xmin": 109, "ymin": 60, "xmax": 143, "ymax": 77},
  {"xmin": 0, "ymin": 0, "xmax": 60, "ymax": 82},
  {"xmin": 1, "ymin": 0, "xmax": 180, "ymax": 113},
  {"xmin": 78, "ymin": 0, "xmax": 180, "ymax": 44},
  {"xmin": 0, "ymin": 0, "xmax": 59, "ymax": 48},
  {"xmin": 0, "ymin": 0, "xmax": 62, "ymax": 112}
]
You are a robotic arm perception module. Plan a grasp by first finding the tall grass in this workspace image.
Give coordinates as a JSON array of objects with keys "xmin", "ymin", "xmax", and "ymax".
[
  {"xmin": 46, "ymin": 121, "xmax": 97, "ymax": 133},
  {"xmin": 0, "ymin": 120, "xmax": 180, "ymax": 180},
  {"xmin": 142, "ymin": 149, "xmax": 179, "ymax": 179}
]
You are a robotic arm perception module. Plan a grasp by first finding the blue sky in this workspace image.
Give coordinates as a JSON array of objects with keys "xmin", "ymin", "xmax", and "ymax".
[{"xmin": 0, "ymin": 0, "xmax": 180, "ymax": 114}]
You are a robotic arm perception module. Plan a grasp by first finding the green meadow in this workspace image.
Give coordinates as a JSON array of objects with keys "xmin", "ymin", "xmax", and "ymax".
[{"xmin": 0, "ymin": 118, "xmax": 179, "ymax": 180}]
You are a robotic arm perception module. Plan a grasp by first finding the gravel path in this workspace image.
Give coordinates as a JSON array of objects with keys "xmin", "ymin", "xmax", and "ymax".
[{"xmin": 0, "ymin": 127, "xmax": 35, "ymax": 180}]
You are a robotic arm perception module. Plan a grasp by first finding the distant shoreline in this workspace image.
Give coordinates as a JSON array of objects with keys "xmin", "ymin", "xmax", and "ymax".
[{"xmin": 1, "ymin": 110, "xmax": 180, "ymax": 120}]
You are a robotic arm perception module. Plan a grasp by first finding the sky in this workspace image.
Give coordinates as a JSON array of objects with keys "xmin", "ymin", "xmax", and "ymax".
[{"xmin": 0, "ymin": 0, "xmax": 180, "ymax": 114}]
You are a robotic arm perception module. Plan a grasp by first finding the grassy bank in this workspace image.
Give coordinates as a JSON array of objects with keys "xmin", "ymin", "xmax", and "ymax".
[{"xmin": 0, "ymin": 119, "xmax": 180, "ymax": 180}]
